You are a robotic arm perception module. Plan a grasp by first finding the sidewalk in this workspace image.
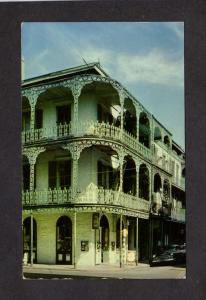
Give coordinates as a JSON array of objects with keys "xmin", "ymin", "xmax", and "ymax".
[{"xmin": 23, "ymin": 263, "xmax": 186, "ymax": 279}]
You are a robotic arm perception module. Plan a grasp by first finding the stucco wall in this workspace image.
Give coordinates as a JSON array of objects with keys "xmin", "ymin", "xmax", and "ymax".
[{"xmin": 22, "ymin": 212, "xmax": 130, "ymax": 266}]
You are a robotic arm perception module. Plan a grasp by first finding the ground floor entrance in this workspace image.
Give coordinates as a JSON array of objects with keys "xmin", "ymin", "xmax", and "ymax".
[
  {"xmin": 56, "ymin": 216, "xmax": 72, "ymax": 264},
  {"xmin": 138, "ymin": 219, "xmax": 149, "ymax": 263},
  {"xmin": 23, "ymin": 216, "xmax": 37, "ymax": 264},
  {"xmin": 22, "ymin": 211, "xmax": 150, "ymax": 267},
  {"xmin": 100, "ymin": 215, "xmax": 109, "ymax": 263}
]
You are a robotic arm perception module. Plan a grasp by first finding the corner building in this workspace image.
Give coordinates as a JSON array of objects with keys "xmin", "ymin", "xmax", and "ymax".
[{"xmin": 22, "ymin": 63, "xmax": 185, "ymax": 267}]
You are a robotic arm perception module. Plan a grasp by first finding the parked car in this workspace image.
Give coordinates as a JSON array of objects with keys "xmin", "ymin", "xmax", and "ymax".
[
  {"xmin": 151, "ymin": 244, "xmax": 180, "ymax": 266},
  {"xmin": 173, "ymin": 244, "xmax": 186, "ymax": 264}
]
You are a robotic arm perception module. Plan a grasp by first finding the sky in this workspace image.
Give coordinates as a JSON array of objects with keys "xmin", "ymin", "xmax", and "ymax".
[{"xmin": 22, "ymin": 22, "xmax": 184, "ymax": 148}]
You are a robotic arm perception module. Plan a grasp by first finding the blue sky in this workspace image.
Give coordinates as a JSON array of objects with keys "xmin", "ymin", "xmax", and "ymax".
[{"xmin": 22, "ymin": 22, "xmax": 184, "ymax": 148}]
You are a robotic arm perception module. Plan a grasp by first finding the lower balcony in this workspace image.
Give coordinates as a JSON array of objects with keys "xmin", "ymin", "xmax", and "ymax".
[{"xmin": 22, "ymin": 186, "xmax": 150, "ymax": 213}]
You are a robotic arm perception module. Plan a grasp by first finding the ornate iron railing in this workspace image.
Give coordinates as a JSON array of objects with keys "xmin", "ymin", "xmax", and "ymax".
[
  {"xmin": 172, "ymin": 177, "xmax": 185, "ymax": 190},
  {"xmin": 22, "ymin": 187, "xmax": 150, "ymax": 213},
  {"xmin": 22, "ymin": 121, "xmax": 151, "ymax": 160},
  {"xmin": 22, "ymin": 123, "xmax": 72, "ymax": 143}
]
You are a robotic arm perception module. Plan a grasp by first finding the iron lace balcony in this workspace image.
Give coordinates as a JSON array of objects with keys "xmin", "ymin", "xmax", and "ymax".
[
  {"xmin": 22, "ymin": 186, "xmax": 150, "ymax": 213},
  {"xmin": 22, "ymin": 121, "xmax": 151, "ymax": 160}
]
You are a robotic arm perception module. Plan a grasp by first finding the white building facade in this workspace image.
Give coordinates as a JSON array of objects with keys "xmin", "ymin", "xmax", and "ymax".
[{"xmin": 22, "ymin": 63, "xmax": 185, "ymax": 267}]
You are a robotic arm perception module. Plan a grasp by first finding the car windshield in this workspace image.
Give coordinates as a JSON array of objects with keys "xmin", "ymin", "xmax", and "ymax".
[{"xmin": 155, "ymin": 245, "xmax": 180, "ymax": 255}]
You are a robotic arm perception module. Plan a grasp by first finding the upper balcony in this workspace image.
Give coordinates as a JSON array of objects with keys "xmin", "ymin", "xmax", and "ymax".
[
  {"xmin": 22, "ymin": 76, "xmax": 153, "ymax": 162},
  {"xmin": 22, "ymin": 121, "xmax": 152, "ymax": 161}
]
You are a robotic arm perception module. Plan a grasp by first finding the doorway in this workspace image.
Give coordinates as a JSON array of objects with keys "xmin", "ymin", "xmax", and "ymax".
[
  {"xmin": 100, "ymin": 215, "xmax": 109, "ymax": 263},
  {"xmin": 56, "ymin": 216, "xmax": 72, "ymax": 264},
  {"xmin": 138, "ymin": 219, "xmax": 149, "ymax": 263},
  {"xmin": 23, "ymin": 217, "xmax": 37, "ymax": 263}
]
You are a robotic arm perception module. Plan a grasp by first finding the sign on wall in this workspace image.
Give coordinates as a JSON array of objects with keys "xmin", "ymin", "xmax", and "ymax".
[
  {"xmin": 81, "ymin": 241, "xmax": 89, "ymax": 252},
  {"xmin": 92, "ymin": 213, "xmax": 99, "ymax": 229}
]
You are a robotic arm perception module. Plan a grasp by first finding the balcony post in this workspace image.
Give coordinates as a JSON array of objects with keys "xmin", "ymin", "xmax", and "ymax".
[
  {"xmin": 148, "ymin": 166, "xmax": 152, "ymax": 203},
  {"xmin": 119, "ymin": 156, "xmax": 124, "ymax": 193},
  {"xmin": 135, "ymin": 162, "xmax": 140, "ymax": 198},
  {"xmin": 136, "ymin": 217, "xmax": 138, "ymax": 265},
  {"xmin": 71, "ymin": 81, "xmax": 84, "ymax": 135},
  {"xmin": 30, "ymin": 213, "xmax": 33, "ymax": 266},
  {"xmin": 27, "ymin": 90, "xmax": 39, "ymax": 138},
  {"xmin": 29, "ymin": 163, "xmax": 35, "ymax": 192},
  {"xmin": 62, "ymin": 143, "xmax": 82, "ymax": 199},
  {"xmin": 30, "ymin": 106, "xmax": 36, "ymax": 133},
  {"xmin": 120, "ymin": 214, "xmax": 123, "ymax": 268},
  {"xmin": 149, "ymin": 216, "xmax": 154, "ymax": 265},
  {"xmin": 148, "ymin": 114, "xmax": 152, "ymax": 150},
  {"xmin": 150, "ymin": 116, "xmax": 154, "ymax": 149},
  {"xmin": 134, "ymin": 103, "xmax": 140, "ymax": 142},
  {"xmin": 23, "ymin": 147, "xmax": 45, "ymax": 193},
  {"xmin": 119, "ymin": 92, "xmax": 125, "ymax": 139},
  {"xmin": 73, "ymin": 211, "xmax": 77, "ymax": 269},
  {"xmin": 169, "ymin": 181, "xmax": 172, "ymax": 213},
  {"xmin": 72, "ymin": 158, "xmax": 79, "ymax": 199}
]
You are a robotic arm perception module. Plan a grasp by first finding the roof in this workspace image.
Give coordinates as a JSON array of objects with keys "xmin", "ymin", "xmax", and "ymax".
[
  {"xmin": 152, "ymin": 115, "xmax": 172, "ymax": 136},
  {"xmin": 172, "ymin": 140, "xmax": 185, "ymax": 154},
  {"xmin": 22, "ymin": 62, "xmax": 110, "ymax": 88}
]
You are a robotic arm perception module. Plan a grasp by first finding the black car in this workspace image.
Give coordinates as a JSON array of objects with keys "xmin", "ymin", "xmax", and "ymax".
[{"xmin": 151, "ymin": 244, "xmax": 180, "ymax": 266}]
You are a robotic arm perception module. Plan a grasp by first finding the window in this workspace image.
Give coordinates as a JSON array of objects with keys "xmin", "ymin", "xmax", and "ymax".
[
  {"xmin": 97, "ymin": 104, "xmax": 113, "ymax": 124},
  {"xmin": 98, "ymin": 161, "xmax": 118, "ymax": 189},
  {"xmin": 139, "ymin": 112, "xmax": 150, "ymax": 148},
  {"xmin": 49, "ymin": 161, "xmax": 57, "ymax": 189},
  {"xmin": 58, "ymin": 161, "xmax": 71, "ymax": 189},
  {"xmin": 49, "ymin": 160, "xmax": 71, "ymax": 189},
  {"xmin": 22, "ymin": 111, "xmax": 30, "ymax": 131},
  {"xmin": 35, "ymin": 109, "xmax": 43, "ymax": 129},
  {"xmin": 56, "ymin": 105, "xmax": 71, "ymax": 125},
  {"xmin": 23, "ymin": 164, "xmax": 30, "ymax": 191}
]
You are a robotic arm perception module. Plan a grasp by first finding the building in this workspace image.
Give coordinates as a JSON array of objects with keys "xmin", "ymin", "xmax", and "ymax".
[{"xmin": 22, "ymin": 62, "xmax": 185, "ymax": 267}]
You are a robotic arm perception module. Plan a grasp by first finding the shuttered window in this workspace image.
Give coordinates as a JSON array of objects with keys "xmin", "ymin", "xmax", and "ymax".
[
  {"xmin": 23, "ymin": 164, "xmax": 30, "ymax": 191},
  {"xmin": 35, "ymin": 109, "xmax": 43, "ymax": 129},
  {"xmin": 56, "ymin": 105, "xmax": 71, "ymax": 124},
  {"xmin": 58, "ymin": 160, "xmax": 71, "ymax": 189},
  {"xmin": 48, "ymin": 161, "xmax": 57, "ymax": 189},
  {"xmin": 22, "ymin": 111, "xmax": 30, "ymax": 131},
  {"xmin": 49, "ymin": 160, "xmax": 71, "ymax": 189}
]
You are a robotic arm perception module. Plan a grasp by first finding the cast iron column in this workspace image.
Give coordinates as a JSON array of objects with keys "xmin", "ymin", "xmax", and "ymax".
[
  {"xmin": 74, "ymin": 211, "xmax": 77, "ymax": 269},
  {"xmin": 30, "ymin": 213, "xmax": 33, "ymax": 266},
  {"xmin": 136, "ymin": 217, "xmax": 139, "ymax": 266},
  {"xmin": 120, "ymin": 214, "xmax": 123, "ymax": 268}
]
